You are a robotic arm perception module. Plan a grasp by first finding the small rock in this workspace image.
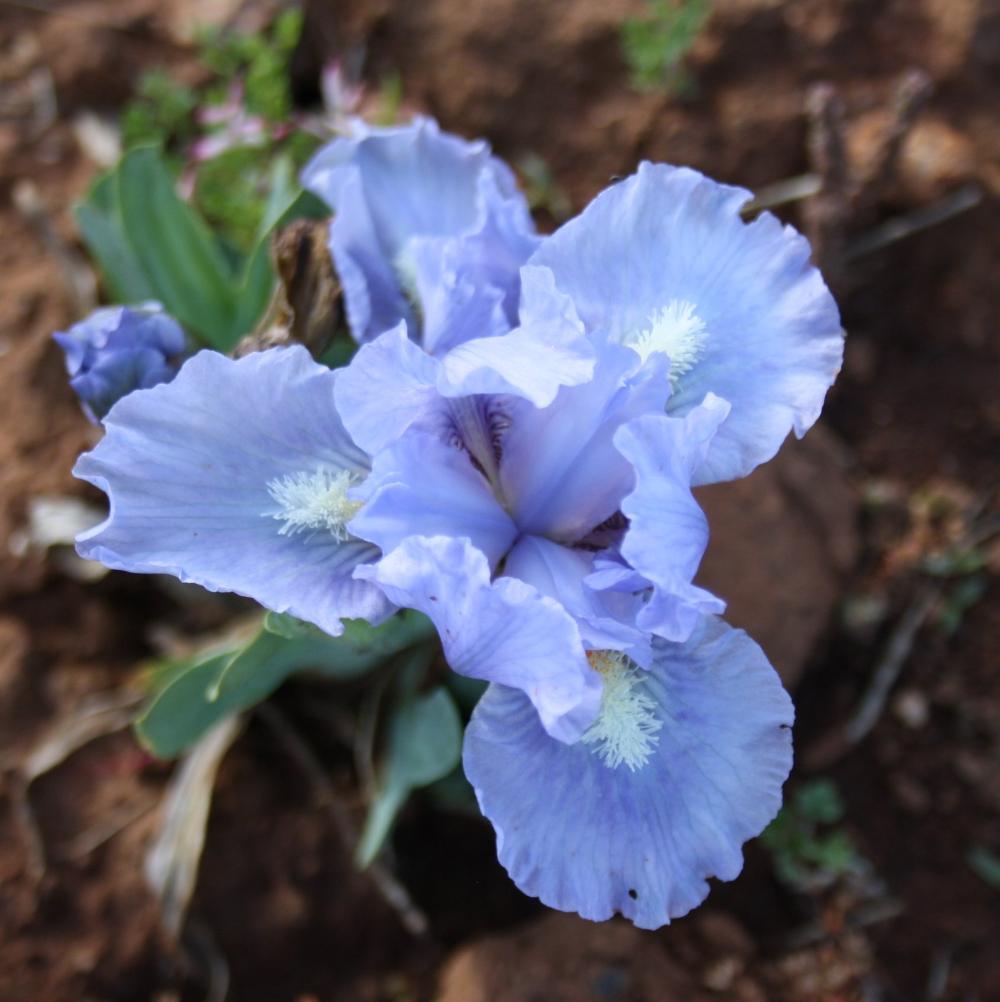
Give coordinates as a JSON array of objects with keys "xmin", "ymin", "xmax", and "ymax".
[
  {"xmin": 697, "ymin": 425, "xmax": 859, "ymax": 690},
  {"xmin": 703, "ymin": 955, "xmax": 743, "ymax": 992},
  {"xmin": 898, "ymin": 117, "xmax": 979, "ymax": 203},
  {"xmin": 435, "ymin": 912, "xmax": 713, "ymax": 1002},
  {"xmin": 893, "ymin": 688, "xmax": 930, "ymax": 729}
]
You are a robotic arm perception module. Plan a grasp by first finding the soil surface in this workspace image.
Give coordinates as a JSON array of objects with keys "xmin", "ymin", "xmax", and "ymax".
[{"xmin": 1, "ymin": 0, "xmax": 998, "ymax": 999}]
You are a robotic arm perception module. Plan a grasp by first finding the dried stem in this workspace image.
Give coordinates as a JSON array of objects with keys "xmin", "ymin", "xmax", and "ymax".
[
  {"xmin": 256, "ymin": 702, "xmax": 430, "ymax": 938},
  {"xmin": 843, "ymin": 585, "xmax": 940, "ymax": 746}
]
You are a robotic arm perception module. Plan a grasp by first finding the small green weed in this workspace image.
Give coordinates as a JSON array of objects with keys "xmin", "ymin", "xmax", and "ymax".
[
  {"xmin": 762, "ymin": 778, "xmax": 867, "ymax": 892},
  {"xmin": 119, "ymin": 8, "xmax": 317, "ymax": 251},
  {"xmin": 620, "ymin": 0, "xmax": 710, "ymax": 94},
  {"xmin": 121, "ymin": 70, "xmax": 199, "ymax": 150}
]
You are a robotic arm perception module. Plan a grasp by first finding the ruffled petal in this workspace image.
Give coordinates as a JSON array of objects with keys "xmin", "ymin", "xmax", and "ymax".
[
  {"xmin": 334, "ymin": 322, "xmax": 443, "ymax": 455},
  {"xmin": 498, "ymin": 344, "xmax": 668, "ymax": 542},
  {"xmin": 356, "ymin": 536, "xmax": 602, "ymax": 742},
  {"xmin": 435, "ymin": 265, "xmax": 595, "ymax": 405},
  {"xmin": 464, "ymin": 616, "xmax": 794, "ymax": 928},
  {"xmin": 414, "ymin": 169, "xmax": 540, "ymax": 356},
  {"xmin": 335, "ymin": 274, "xmax": 596, "ymax": 456},
  {"xmin": 529, "ymin": 162, "xmax": 843, "ymax": 483},
  {"xmin": 303, "ymin": 117, "xmax": 531, "ymax": 345},
  {"xmin": 609, "ymin": 396, "xmax": 730, "ymax": 641},
  {"xmin": 74, "ymin": 347, "xmax": 391, "ymax": 635},
  {"xmin": 504, "ymin": 535, "xmax": 652, "ymax": 664},
  {"xmin": 350, "ymin": 431, "xmax": 518, "ymax": 568}
]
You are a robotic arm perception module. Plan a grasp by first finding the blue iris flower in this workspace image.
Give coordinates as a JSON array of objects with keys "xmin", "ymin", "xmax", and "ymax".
[
  {"xmin": 351, "ymin": 342, "xmax": 728, "ymax": 739},
  {"xmin": 525, "ymin": 162, "xmax": 844, "ymax": 484},
  {"xmin": 53, "ymin": 304, "xmax": 186, "ymax": 423},
  {"xmin": 67, "ymin": 142, "xmax": 837, "ymax": 932},
  {"xmin": 303, "ymin": 117, "xmax": 595, "ymax": 455},
  {"xmin": 74, "ymin": 347, "xmax": 391, "ymax": 635}
]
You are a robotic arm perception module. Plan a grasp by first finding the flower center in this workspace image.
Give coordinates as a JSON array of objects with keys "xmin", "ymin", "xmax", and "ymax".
[
  {"xmin": 581, "ymin": 651, "xmax": 662, "ymax": 772},
  {"xmin": 265, "ymin": 467, "xmax": 363, "ymax": 540},
  {"xmin": 622, "ymin": 299, "xmax": 708, "ymax": 386}
]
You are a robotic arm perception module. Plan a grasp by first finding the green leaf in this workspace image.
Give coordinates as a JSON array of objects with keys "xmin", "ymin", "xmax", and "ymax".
[
  {"xmin": 116, "ymin": 146, "xmax": 240, "ymax": 349},
  {"xmin": 74, "ymin": 171, "xmax": 157, "ymax": 304},
  {"xmin": 426, "ymin": 764, "xmax": 480, "ymax": 816},
  {"xmin": 446, "ymin": 673, "xmax": 488, "ymax": 714},
  {"xmin": 356, "ymin": 683, "xmax": 462, "ymax": 867},
  {"xmin": 261, "ymin": 610, "xmax": 436, "ymax": 673},
  {"xmin": 137, "ymin": 611, "xmax": 436, "ymax": 758}
]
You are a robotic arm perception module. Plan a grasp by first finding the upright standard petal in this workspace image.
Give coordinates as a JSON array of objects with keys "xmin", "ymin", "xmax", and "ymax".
[
  {"xmin": 74, "ymin": 347, "xmax": 391, "ymax": 635},
  {"xmin": 357, "ymin": 536, "xmax": 602, "ymax": 742},
  {"xmin": 464, "ymin": 617, "xmax": 794, "ymax": 929},
  {"xmin": 412, "ymin": 169, "xmax": 541, "ymax": 354},
  {"xmin": 498, "ymin": 343, "xmax": 668, "ymax": 542},
  {"xmin": 528, "ymin": 162, "xmax": 843, "ymax": 484},
  {"xmin": 302, "ymin": 116, "xmax": 537, "ymax": 345},
  {"xmin": 350, "ymin": 430, "xmax": 518, "ymax": 568},
  {"xmin": 434, "ymin": 265, "xmax": 594, "ymax": 406}
]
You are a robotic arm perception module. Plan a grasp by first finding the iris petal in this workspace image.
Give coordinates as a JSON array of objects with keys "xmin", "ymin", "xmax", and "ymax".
[
  {"xmin": 464, "ymin": 616, "xmax": 794, "ymax": 928},
  {"xmin": 528, "ymin": 162, "xmax": 843, "ymax": 484},
  {"xmin": 357, "ymin": 535, "xmax": 602, "ymax": 742},
  {"xmin": 75, "ymin": 347, "xmax": 390, "ymax": 635}
]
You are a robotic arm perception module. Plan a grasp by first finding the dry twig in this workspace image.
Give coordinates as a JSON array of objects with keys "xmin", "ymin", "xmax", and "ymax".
[{"xmin": 256, "ymin": 702, "xmax": 430, "ymax": 937}]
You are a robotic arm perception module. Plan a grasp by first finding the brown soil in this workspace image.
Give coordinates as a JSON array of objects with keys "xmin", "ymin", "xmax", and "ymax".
[{"xmin": 1, "ymin": 0, "xmax": 998, "ymax": 999}]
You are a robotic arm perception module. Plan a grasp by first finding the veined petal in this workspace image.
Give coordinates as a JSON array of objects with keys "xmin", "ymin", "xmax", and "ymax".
[
  {"xmin": 415, "ymin": 169, "xmax": 541, "ymax": 356},
  {"xmin": 610, "ymin": 396, "xmax": 730, "ymax": 641},
  {"xmin": 409, "ymin": 236, "xmax": 512, "ymax": 357},
  {"xmin": 334, "ymin": 322, "xmax": 442, "ymax": 455},
  {"xmin": 350, "ymin": 431, "xmax": 518, "ymax": 568},
  {"xmin": 74, "ymin": 347, "xmax": 391, "ymax": 635},
  {"xmin": 498, "ymin": 344, "xmax": 668, "ymax": 542},
  {"xmin": 529, "ymin": 162, "xmax": 843, "ymax": 483},
  {"xmin": 357, "ymin": 536, "xmax": 602, "ymax": 742},
  {"xmin": 303, "ymin": 116, "xmax": 533, "ymax": 345},
  {"xmin": 464, "ymin": 616, "xmax": 794, "ymax": 928}
]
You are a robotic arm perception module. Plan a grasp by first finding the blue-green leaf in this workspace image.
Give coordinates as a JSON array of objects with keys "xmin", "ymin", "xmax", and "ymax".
[
  {"xmin": 356, "ymin": 684, "xmax": 462, "ymax": 866},
  {"xmin": 137, "ymin": 611, "xmax": 437, "ymax": 759},
  {"xmin": 116, "ymin": 146, "xmax": 240, "ymax": 349},
  {"xmin": 74, "ymin": 171, "xmax": 157, "ymax": 304}
]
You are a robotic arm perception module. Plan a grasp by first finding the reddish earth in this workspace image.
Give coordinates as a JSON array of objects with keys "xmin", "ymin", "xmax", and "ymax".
[{"xmin": 1, "ymin": 0, "xmax": 998, "ymax": 999}]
